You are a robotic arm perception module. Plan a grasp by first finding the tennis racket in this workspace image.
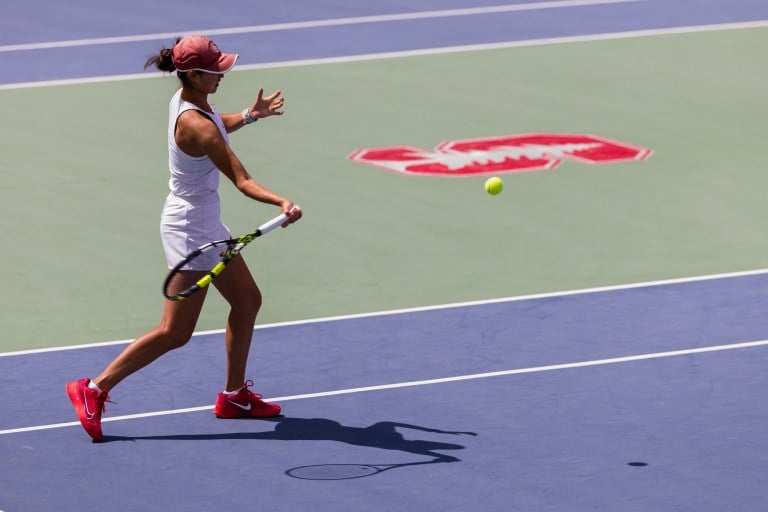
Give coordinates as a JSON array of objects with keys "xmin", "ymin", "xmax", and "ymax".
[{"xmin": 163, "ymin": 213, "xmax": 290, "ymax": 301}]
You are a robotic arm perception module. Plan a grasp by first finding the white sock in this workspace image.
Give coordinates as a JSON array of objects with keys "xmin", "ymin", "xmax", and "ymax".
[
  {"xmin": 87, "ymin": 380, "xmax": 102, "ymax": 393},
  {"xmin": 224, "ymin": 385, "xmax": 244, "ymax": 395}
]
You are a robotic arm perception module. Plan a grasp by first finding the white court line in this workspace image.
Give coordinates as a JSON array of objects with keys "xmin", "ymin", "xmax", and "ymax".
[
  {"xmin": 2, "ymin": 267, "xmax": 767, "ymax": 358},
  {"xmin": 0, "ymin": 20, "xmax": 766, "ymax": 91},
  {"xmin": 0, "ymin": 0, "xmax": 642, "ymax": 52},
  {"xmin": 2, "ymin": 338, "xmax": 768, "ymax": 436}
]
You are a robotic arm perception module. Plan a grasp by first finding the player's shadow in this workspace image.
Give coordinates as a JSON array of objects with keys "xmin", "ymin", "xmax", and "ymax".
[{"xmin": 103, "ymin": 416, "xmax": 477, "ymax": 466}]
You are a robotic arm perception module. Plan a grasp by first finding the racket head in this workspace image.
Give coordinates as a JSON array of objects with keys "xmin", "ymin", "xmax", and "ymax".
[
  {"xmin": 161, "ymin": 212, "xmax": 291, "ymax": 301},
  {"xmin": 162, "ymin": 239, "xmax": 238, "ymax": 301}
]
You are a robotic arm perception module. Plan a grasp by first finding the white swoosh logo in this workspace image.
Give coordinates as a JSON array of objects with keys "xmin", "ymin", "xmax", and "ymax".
[
  {"xmin": 227, "ymin": 400, "xmax": 252, "ymax": 411},
  {"xmin": 82, "ymin": 390, "xmax": 96, "ymax": 420}
]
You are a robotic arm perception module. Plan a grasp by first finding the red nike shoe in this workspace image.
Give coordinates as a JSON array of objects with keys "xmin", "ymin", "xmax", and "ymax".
[
  {"xmin": 214, "ymin": 380, "xmax": 281, "ymax": 419},
  {"xmin": 66, "ymin": 378, "xmax": 110, "ymax": 442}
]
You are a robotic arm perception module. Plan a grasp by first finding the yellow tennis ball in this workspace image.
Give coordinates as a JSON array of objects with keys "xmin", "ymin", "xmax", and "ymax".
[{"xmin": 484, "ymin": 177, "xmax": 503, "ymax": 195}]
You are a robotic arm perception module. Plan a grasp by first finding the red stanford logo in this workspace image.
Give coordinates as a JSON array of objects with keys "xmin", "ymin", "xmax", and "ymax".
[{"xmin": 348, "ymin": 134, "xmax": 652, "ymax": 176}]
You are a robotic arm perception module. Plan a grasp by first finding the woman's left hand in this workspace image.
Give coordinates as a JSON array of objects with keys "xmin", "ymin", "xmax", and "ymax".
[{"xmin": 247, "ymin": 89, "xmax": 284, "ymax": 120}]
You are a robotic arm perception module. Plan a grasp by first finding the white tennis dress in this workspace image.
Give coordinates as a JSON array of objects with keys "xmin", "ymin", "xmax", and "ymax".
[{"xmin": 160, "ymin": 89, "xmax": 230, "ymax": 270}]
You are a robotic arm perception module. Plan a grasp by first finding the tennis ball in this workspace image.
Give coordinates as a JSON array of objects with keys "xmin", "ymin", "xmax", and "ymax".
[{"xmin": 484, "ymin": 177, "xmax": 503, "ymax": 195}]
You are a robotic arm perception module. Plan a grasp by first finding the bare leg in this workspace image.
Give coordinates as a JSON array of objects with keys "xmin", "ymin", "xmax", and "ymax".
[
  {"xmin": 212, "ymin": 254, "xmax": 262, "ymax": 392},
  {"xmin": 92, "ymin": 271, "xmax": 209, "ymax": 392}
]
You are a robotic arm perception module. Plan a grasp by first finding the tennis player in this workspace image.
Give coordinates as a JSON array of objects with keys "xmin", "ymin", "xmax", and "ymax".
[{"xmin": 66, "ymin": 35, "xmax": 302, "ymax": 442}]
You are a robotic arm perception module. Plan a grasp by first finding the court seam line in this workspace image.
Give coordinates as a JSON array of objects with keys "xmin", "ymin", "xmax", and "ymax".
[
  {"xmin": 2, "ymin": 267, "xmax": 767, "ymax": 358},
  {"xmin": 1, "ymin": 20, "xmax": 766, "ymax": 91},
  {"xmin": 0, "ymin": 0, "xmax": 642, "ymax": 52},
  {"xmin": 2, "ymin": 338, "xmax": 767, "ymax": 436}
]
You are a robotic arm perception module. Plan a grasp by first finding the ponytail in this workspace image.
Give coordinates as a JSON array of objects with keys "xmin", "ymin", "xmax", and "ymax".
[{"xmin": 144, "ymin": 38, "xmax": 188, "ymax": 82}]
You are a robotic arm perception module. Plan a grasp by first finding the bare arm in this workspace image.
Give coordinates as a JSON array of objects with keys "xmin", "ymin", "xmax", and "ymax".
[
  {"xmin": 175, "ymin": 109, "xmax": 301, "ymax": 223},
  {"xmin": 221, "ymin": 88, "xmax": 285, "ymax": 133}
]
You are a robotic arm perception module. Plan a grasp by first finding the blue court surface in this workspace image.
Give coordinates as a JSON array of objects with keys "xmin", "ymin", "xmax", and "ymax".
[
  {"xmin": 2, "ymin": 1, "xmax": 768, "ymax": 511},
  {"xmin": 2, "ymin": 0, "xmax": 768, "ymax": 87},
  {"xmin": 3, "ymin": 272, "xmax": 768, "ymax": 511}
]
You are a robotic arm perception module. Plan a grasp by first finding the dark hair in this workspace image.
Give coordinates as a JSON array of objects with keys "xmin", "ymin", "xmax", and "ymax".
[{"xmin": 144, "ymin": 37, "xmax": 189, "ymax": 83}]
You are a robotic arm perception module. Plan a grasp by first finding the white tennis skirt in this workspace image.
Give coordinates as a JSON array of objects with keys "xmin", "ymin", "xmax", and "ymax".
[{"xmin": 160, "ymin": 192, "xmax": 230, "ymax": 270}]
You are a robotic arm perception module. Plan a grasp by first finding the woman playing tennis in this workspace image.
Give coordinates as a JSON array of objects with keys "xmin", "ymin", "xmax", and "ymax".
[{"xmin": 66, "ymin": 35, "xmax": 302, "ymax": 442}]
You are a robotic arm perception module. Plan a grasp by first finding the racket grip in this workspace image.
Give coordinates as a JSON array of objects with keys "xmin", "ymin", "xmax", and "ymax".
[{"xmin": 257, "ymin": 213, "xmax": 290, "ymax": 235}]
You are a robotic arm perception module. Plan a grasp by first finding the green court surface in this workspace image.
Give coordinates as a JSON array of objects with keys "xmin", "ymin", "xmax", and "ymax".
[{"xmin": 0, "ymin": 27, "xmax": 765, "ymax": 352}]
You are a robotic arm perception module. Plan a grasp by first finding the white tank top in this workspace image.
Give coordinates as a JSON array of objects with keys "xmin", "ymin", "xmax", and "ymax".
[{"xmin": 167, "ymin": 89, "xmax": 229, "ymax": 197}]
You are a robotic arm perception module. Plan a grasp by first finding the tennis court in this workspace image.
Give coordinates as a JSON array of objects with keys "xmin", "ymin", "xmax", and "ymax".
[{"xmin": 2, "ymin": 1, "xmax": 767, "ymax": 510}]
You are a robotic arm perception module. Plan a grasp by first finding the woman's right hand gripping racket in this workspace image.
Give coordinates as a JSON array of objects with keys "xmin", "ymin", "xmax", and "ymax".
[{"xmin": 163, "ymin": 210, "xmax": 298, "ymax": 301}]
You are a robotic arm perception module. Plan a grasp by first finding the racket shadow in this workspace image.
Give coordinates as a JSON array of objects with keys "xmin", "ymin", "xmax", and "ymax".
[
  {"xmin": 102, "ymin": 416, "xmax": 477, "ymax": 478},
  {"xmin": 285, "ymin": 459, "xmax": 451, "ymax": 480}
]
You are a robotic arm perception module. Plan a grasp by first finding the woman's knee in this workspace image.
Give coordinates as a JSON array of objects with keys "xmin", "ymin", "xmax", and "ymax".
[
  {"xmin": 214, "ymin": 255, "xmax": 262, "ymax": 318},
  {"xmin": 233, "ymin": 286, "xmax": 262, "ymax": 319},
  {"xmin": 158, "ymin": 326, "xmax": 194, "ymax": 350}
]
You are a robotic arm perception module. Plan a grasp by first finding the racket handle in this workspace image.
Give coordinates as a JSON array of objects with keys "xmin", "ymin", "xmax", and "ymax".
[{"xmin": 257, "ymin": 213, "xmax": 289, "ymax": 235}]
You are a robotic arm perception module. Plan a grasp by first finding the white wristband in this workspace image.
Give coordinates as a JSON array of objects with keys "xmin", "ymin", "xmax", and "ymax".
[{"xmin": 242, "ymin": 108, "xmax": 257, "ymax": 125}]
